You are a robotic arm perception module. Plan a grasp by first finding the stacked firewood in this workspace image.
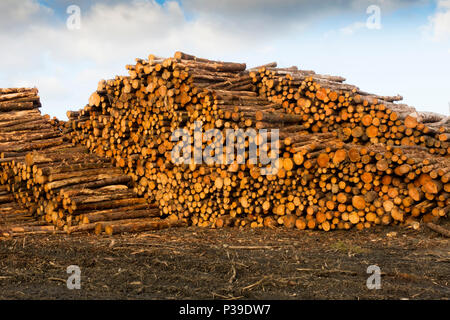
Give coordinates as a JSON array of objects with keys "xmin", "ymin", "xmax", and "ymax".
[
  {"xmin": 65, "ymin": 52, "xmax": 449, "ymax": 231},
  {"xmin": 249, "ymin": 66, "xmax": 449, "ymax": 155},
  {"xmin": 0, "ymin": 185, "xmax": 36, "ymax": 236},
  {"xmin": 0, "ymin": 88, "xmax": 58, "ymax": 236},
  {"xmin": 0, "ymin": 88, "xmax": 181, "ymax": 237}
]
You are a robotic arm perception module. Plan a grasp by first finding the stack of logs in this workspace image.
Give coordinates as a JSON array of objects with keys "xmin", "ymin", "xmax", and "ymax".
[
  {"xmin": 0, "ymin": 88, "xmax": 181, "ymax": 237},
  {"xmin": 65, "ymin": 52, "xmax": 449, "ymax": 231},
  {"xmin": 248, "ymin": 66, "xmax": 449, "ymax": 155},
  {"xmin": 0, "ymin": 88, "xmax": 54, "ymax": 236}
]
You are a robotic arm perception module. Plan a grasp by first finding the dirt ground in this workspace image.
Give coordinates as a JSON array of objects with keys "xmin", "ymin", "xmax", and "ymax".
[{"xmin": 0, "ymin": 221, "xmax": 449, "ymax": 300}]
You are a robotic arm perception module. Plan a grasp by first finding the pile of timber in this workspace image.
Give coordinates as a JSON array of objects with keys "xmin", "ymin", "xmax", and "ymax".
[
  {"xmin": 64, "ymin": 52, "xmax": 449, "ymax": 231},
  {"xmin": 0, "ymin": 88, "xmax": 57, "ymax": 236},
  {"xmin": 0, "ymin": 88, "xmax": 180, "ymax": 237},
  {"xmin": 248, "ymin": 65, "xmax": 449, "ymax": 154}
]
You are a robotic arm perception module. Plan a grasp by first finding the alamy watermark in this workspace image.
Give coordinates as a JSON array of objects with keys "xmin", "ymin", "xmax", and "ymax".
[
  {"xmin": 366, "ymin": 265, "xmax": 381, "ymax": 289},
  {"xmin": 67, "ymin": 265, "xmax": 81, "ymax": 289},
  {"xmin": 66, "ymin": 5, "xmax": 81, "ymax": 30},
  {"xmin": 366, "ymin": 5, "xmax": 381, "ymax": 30},
  {"xmin": 170, "ymin": 121, "xmax": 280, "ymax": 175}
]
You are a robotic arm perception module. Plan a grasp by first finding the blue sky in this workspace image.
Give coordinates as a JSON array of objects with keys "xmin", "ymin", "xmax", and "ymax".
[{"xmin": 0, "ymin": 0, "xmax": 449, "ymax": 120}]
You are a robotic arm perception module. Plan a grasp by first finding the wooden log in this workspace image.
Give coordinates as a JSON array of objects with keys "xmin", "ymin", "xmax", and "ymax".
[
  {"xmin": 104, "ymin": 217, "xmax": 186, "ymax": 235},
  {"xmin": 426, "ymin": 222, "xmax": 450, "ymax": 237}
]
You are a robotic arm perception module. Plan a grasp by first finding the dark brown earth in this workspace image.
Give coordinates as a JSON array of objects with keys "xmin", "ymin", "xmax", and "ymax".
[{"xmin": 0, "ymin": 221, "xmax": 449, "ymax": 300}]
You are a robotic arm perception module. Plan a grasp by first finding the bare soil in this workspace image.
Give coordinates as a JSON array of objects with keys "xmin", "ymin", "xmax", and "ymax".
[{"xmin": 0, "ymin": 221, "xmax": 449, "ymax": 300}]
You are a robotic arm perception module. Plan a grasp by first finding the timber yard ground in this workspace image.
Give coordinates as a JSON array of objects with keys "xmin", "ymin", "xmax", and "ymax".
[{"xmin": 0, "ymin": 220, "xmax": 449, "ymax": 300}]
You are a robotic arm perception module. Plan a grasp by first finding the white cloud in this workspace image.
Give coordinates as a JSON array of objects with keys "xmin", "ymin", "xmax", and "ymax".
[
  {"xmin": 0, "ymin": 0, "xmax": 53, "ymax": 29},
  {"xmin": 426, "ymin": 0, "xmax": 450, "ymax": 40},
  {"xmin": 339, "ymin": 22, "xmax": 367, "ymax": 35}
]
